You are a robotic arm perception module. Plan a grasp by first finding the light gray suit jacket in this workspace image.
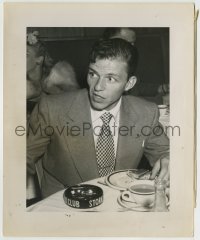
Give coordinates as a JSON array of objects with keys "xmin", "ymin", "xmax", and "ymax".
[{"xmin": 27, "ymin": 89, "xmax": 169, "ymax": 198}]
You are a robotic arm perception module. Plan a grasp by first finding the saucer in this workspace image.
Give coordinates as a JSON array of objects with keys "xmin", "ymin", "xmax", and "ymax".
[
  {"xmin": 117, "ymin": 194, "xmax": 151, "ymax": 212},
  {"xmin": 118, "ymin": 192, "xmax": 170, "ymax": 212}
]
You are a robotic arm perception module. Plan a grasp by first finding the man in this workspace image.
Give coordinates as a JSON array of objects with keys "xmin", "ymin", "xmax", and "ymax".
[{"xmin": 27, "ymin": 38, "xmax": 169, "ymax": 198}]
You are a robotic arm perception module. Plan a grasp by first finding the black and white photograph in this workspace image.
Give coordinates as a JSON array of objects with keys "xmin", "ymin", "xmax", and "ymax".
[
  {"xmin": 3, "ymin": 3, "xmax": 195, "ymax": 237},
  {"xmin": 26, "ymin": 27, "xmax": 170, "ymax": 212}
]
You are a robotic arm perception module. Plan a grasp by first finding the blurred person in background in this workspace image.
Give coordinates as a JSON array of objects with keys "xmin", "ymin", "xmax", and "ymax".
[
  {"xmin": 26, "ymin": 31, "xmax": 54, "ymax": 205},
  {"xmin": 42, "ymin": 61, "xmax": 79, "ymax": 95},
  {"xmin": 26, "ymin": 32, "xmax": 79, "ymax": 205},
  {"xmin": 27, "ymin": 31, "xmax": 54, "ymax": 121},
  {"xmin": 103, "ymin": 27, "xmax": 136, "ymax": 46},
  {"xmin": 27, "ymin": 31, "xmax": 53, "ymax": 101}
]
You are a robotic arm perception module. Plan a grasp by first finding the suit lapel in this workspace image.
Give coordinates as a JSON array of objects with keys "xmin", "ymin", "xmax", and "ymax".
[
  {"xmin": 59, "ymin": 90, "xmax": 99, "ymax": 181},
  {"xmin": 115, "ymin": 96, "xmax": 144, "ymax": 169}
]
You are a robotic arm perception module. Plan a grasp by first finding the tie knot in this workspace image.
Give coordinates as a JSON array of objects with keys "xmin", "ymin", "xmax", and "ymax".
[{"xmin": 101, "ymin": 112, "xmax": 113, "ymax": 125}]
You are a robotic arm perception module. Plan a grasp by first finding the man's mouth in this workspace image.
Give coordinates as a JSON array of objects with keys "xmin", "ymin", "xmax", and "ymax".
[{"xmin": 93, "ymin": 92, "xmax": 105, "ymax": 100}]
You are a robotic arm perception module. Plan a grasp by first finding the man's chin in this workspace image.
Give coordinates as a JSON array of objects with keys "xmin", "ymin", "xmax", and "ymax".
[{"xmin": 90, "ymin": 102, "xmax": 105, "ymax": 111}]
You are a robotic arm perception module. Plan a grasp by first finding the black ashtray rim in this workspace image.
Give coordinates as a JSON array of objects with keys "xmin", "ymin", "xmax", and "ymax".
[{"xmin": 63, "ymin": 184, "xmax": 103, "ymax": 209}]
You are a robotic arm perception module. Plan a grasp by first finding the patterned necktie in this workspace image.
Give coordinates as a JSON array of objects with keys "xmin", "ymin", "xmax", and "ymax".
[{"xmin": 96, "ymin": 112, "xmax": 115, "ymax": 177}]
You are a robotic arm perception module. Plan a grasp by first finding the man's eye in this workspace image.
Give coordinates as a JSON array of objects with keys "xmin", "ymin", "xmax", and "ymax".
[
  {"xmin": 107, "ymin": 76, "xmax": 115, "ymax": 83},
  {"xmin": 88, "ymin": 71, "xmax": 96, "ymax": 78}
]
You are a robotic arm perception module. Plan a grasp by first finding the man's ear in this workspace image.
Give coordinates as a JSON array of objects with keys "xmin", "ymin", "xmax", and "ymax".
[
  {"xmin": 125, "ymin": 76, "xmax": 137, "ymax": 91},
  {"xmin": 36, "ymin": 56, "xmax": 44, "ymax": 65}
]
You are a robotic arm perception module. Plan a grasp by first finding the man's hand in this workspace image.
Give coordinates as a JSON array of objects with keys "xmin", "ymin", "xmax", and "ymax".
[{"xmin": 150, "ymin": 157, "xmax": 170, "ymax": 182}]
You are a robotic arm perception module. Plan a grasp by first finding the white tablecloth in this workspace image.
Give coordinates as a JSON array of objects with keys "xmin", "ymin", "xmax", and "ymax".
[{"xmin": 27, "ymin": 178, "xmax": 125, "ymax": 212}]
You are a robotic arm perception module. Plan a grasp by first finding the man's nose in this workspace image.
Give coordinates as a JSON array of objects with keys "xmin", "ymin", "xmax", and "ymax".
[{"xmin": 94, "ymin": 78, "xmax": 105, "ymax": 91}]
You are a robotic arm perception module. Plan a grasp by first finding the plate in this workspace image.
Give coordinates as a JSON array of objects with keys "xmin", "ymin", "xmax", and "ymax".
[
  {"xmin": 117, "ymin": 194, "xmax": 151, "ymax": 212},
  {"xmin": 105, "ymin": 169, "xmax": 149, "ymax": 190}
]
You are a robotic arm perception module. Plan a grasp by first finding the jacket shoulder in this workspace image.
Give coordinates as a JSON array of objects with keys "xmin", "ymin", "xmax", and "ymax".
[
  {"xmin": 123, "ymin": 95, "xmax": 159, "ymax": 123},
  {"xmin": 124, "ymin": 95, "xmax": 157, "ymax": 110},
  {"xmin": 41, "ymin": 89, "xmax": 87, "ymax": 110}
]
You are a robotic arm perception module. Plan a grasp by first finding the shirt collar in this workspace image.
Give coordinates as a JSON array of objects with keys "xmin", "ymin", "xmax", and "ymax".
[{"xmin": 91, "ymin": 98, "xmax": 122, "ymax": 122}]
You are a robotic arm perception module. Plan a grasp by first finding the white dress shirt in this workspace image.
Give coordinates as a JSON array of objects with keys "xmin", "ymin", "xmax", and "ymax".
[{"xmin": 90, "ymin": 98, "xmax": 121, "ymax": 157}]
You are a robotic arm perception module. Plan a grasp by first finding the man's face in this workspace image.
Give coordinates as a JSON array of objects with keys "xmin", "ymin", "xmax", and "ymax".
[
  {"xmin": 87, "ymin": 57, "xmax": 133, "ymax": 111},
  {"xmin": 112, "ymin": 28, "xmax": 136, "ymax": 46}
]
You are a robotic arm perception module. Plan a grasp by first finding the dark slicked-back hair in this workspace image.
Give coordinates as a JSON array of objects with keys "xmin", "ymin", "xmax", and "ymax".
[{"xmin": 89, "ymin": 38, "xmax": 138, "ymax": 77}]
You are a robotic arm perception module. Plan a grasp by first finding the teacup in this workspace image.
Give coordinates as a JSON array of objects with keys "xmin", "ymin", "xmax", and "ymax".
[{"xmin": 122, "ymin": 180, "xmax": 155, "ymax": 207}]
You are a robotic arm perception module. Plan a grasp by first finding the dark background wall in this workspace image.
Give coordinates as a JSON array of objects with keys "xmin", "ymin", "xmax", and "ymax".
[{"xmin": 27, "ymin": 27, "xmax": 169, "ymax": 97}]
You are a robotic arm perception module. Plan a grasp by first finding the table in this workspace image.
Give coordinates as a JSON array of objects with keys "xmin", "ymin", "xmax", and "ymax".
[
  {"xmin": 27, "ymin": 176, "xmax": 170, "ymax": 212},
  {"xmin": 27, "ymin": 177, "xmax": 126, "ymax": 212}
]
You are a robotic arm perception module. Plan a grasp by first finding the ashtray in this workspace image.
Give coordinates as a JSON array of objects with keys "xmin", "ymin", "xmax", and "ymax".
[{"xmin": 63, "ymin": 184, "xmax": 103, "ymax": 209}]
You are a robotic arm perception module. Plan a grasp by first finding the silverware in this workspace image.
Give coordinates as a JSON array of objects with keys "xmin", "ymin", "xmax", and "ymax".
[
  {"xmin": 127, "ymin": 169, "xmax": 151, "ymax": 180},
  {"xmin": 97, "ymin": 178, "xmax": 108, "ymax": 186}
]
